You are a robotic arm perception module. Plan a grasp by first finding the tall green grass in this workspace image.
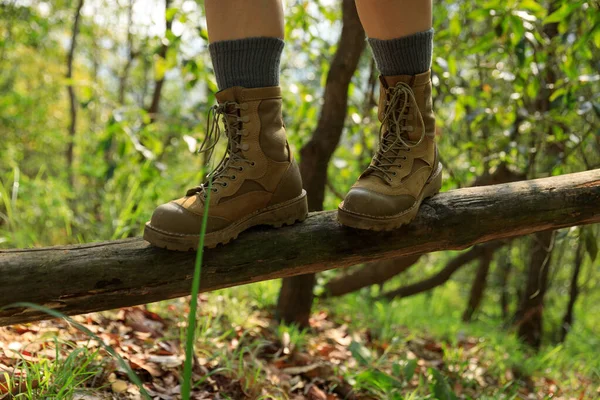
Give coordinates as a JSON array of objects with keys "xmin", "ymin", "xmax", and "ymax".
[
  {"xmin": 181, "ymin": 178, "xmax": 212, "ymax": 399},
  {"xmin": 0, "ymin": 302, "xmax": 151, "ymax": 399}
]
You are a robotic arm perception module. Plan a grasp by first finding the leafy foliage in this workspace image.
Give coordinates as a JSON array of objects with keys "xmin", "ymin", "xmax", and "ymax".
[{"xmin": 0, "ymin": 0, "xmax": 599, "ymax": 398}]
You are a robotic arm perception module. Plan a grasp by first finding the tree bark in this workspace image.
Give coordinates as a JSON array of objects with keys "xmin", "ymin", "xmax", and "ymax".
[
  {"xmin": 497, "ymin": 248, "xmax": 513, "ymax": 321},
  {"xmin": 462, "ymin": 247, "xmax": 495, "ymax": 322},
  {"xmin": 275, "ymin": 0, "xmax": 366, "ymax": 327},
  {"xmin": 559, "ymin": 237, "xmax": 584, "ymax": 342},
  {"xmin": 0, "ymin": 169, "xmax": 598, "ymax": 327},
  {"xmin": 146, "ymin": 0, "xmax": 172, "ymax": 122},
  {"xmin": 118, "ymin": 0, "xmax": 136, "ymax": 105},
  {"xmin": 65, "ymin": 0, "xmax": 85, "ymax": 188},
  {"xmin": 516, "ymin": 230, "xmax": 555, "ymax": 348}
]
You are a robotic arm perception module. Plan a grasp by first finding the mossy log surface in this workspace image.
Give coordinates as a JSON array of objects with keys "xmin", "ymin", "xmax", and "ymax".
[{"xmin": 1, "ymin": 169, "xmax": 599, "ymax": 326}]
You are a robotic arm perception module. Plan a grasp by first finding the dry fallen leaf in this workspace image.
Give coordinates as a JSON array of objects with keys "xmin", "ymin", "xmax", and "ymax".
[
  {"xmin": 111, "ymin": 379, "xmax": 128, "ymax": 393},
  {"xmin": 147, "ymin": 355, "xmax": 182, "ymax": 368},
  {"xmin": 307, "ymin": 384, "xmax": 327, "ymax": 400}
]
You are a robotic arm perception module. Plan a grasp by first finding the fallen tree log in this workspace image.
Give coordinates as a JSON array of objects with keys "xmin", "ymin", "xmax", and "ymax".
[
  {"xmin": 322, "ymin": 255, "xmax": 421, "ymax": 298},
  {"xmin": 0, "ymin": 169, "xmax": 599, "ymax": 326}
]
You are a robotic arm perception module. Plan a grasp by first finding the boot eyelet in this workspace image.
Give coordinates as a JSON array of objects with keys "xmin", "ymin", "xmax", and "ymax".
[
  {"xmin": 250, "ymin": 161, "xmax": 256, "ymax": 167},
  {"xmin": 242, "ymin": 116, "xmax": 250, "ymax": 123},
  {"xmin": 392, "ymin": 172, "xmax": 397, "ymax": 176},
  {"xmin": 231, "ymin": 175, "xmax": 236, "ymax": 180},
  {"xmin": 241, "ymin": 103, "xmax": 249, "ymax": 110},
  {"xmin": 223, "ymin": 182, "xmax": 228, "ymax": 187},
  {"xmin": 238, "ymin": 167, "xmax": 244, "ymax": 171}
]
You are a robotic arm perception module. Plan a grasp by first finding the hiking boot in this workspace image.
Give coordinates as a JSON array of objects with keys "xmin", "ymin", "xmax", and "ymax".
[
  {"xmin": 338, "ymin": 70, "xmax": 442, "ymax": 230},
  {"xmin": 144, "ymin": 86, "xmax": 308, "ymax": 250}
]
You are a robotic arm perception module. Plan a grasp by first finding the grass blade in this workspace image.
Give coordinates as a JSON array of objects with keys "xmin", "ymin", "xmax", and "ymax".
[
  {"xmin": 1, "ymin": 302, "xmax": 151, "ymax": 399},
  {"xmin": 181, "ymin": 178, "xmax": 213, "ymax": 399}
]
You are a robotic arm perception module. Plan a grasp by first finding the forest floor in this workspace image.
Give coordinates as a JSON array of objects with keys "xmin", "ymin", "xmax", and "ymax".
[{"xmin": 0, "ymin": 280, "xmax": 598, "ymax": 400}]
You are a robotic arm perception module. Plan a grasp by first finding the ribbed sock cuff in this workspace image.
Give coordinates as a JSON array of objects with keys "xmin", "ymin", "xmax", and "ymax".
[
  {"xmin": 368, "ymin": 28, "xmax": 434, "ymax": 76},
  {"xmin": 209, "ymin": 36, "xmax": 284, "ymax": 90}
]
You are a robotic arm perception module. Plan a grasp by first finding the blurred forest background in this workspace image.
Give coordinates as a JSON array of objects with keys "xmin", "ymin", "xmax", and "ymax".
[{"xmin": 1, "ymin": 0, "xmax": 599, "ymax": 398}]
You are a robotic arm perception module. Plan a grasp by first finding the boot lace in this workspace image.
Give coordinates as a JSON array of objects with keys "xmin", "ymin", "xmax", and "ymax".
[
  {"xmin": 367, "ymin": 82, "xmax": 426, "ymax": 183},
  {"xmin": 186, "ymin": 102, "xmax": 254, "ymax": 198}
]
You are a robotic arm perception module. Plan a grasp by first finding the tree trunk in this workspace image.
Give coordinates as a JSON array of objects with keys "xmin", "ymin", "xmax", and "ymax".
[
  {"xmin": 1, "ymin": 169, "xmax": 598, "ymax": 327},
  {"xmin": 515, "ymin": 230, "xmax": 555, "ymax": 348},
  {"xmin": 462, "ymin": 247, "xmax": 494, "ymax": 322},
  {"xmin": 497, "ymin": 248, "xmax": 513, "ymax": 321},
  {"xmin": 274, "ymin": 274, "xmax": 316, "ymax": 328},
  {"xmin": 514, "ymin": 0, "xmax": 560, "ymax": 349},
  {"xmin": 146, "ymin": 0, "xmax": 172, "ymax": 122},
  {"xmin": 65, "ymin": 0, "xmax": 85, "ymax": 188},
  {"xmin": 560, "ymin": 237, "xmax": 584, "ymax": 342},
  {"xmin": 118, "ymin": 0, "xmax": 136, "ymax": 105},
  {"xmin": 275, "ymin": 0, "xmax": 366, "ymax": 327}
]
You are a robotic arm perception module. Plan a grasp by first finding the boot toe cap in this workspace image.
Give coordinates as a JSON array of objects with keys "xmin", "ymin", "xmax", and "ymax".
[
  {"xmin": 150, "ymin": 202, "xmax": 203, "ymax": 235},
  {"xmin": 341, "ymin": 188, "xmax": 416, "ymax": 218},
  {"xmin": 150, "ymin": 202, "xmax": 232, "ymax": 235}
]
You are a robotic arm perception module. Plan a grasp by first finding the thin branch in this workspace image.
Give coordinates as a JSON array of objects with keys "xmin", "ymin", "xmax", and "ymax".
[{"xmin": 382, "ymin": 241, "xmax": 508, "ymax": 300}]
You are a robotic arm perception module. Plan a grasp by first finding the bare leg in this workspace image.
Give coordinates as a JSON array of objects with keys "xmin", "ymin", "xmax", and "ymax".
[
  {"xmin": 355, "ymin": 0, "xmax": 432, "ymax": 39},
  {"xmin": 205, "ymin": 0, "xmax": 284, "ymax": 42}
]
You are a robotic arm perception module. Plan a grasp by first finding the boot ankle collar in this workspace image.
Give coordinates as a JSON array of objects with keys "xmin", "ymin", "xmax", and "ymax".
[
  {"xmin": 216, "ymin": 86, "xmax": 282, "ymax": 103},
  {"xmin": 380, "ymin": 70, "xmax": 431, "ymax": 89}
]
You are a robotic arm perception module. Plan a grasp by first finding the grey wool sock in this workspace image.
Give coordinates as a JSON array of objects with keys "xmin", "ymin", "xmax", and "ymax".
[
  {"xmin": 368, "ymin": 28, "xmax": 434, "ymax": 76},
  {"xmin": 209, "ymin": 36, "xmax": 284, "ymax": 90}
]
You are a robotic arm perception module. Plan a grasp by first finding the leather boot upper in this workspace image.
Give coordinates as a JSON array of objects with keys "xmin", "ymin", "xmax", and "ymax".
[
  {"xmin": 149, "ymin": 86, "xmax": 303, "ymax": 234},
  {"xmin": 341, "ymin": 70, "xmax": 438, "ymax": 217}
]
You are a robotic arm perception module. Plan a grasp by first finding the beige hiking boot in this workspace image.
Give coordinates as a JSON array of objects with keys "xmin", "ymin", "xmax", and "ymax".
[
  {"xmin": 338, "ymin": 70, "xmax": 443, "ymax": 231},
  {"xmin": 144, "ymin": 86, "xmax": 308, "ymax": 250}
]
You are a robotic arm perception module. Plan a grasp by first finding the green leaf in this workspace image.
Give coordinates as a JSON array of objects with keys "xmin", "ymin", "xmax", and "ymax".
[
  {"xmin": 166, "ymin": 7, "xmax": 178, "ymax": 22},
  {"xmin": 356, "ymin": 369, "xmax": 403, "ymax": 391},
  {"xmin": 429, "ymin": 368, "xmax": 457, "ymax": 400},
  {"xmin": 549, "ymin": 87, "xmax": 566, "ymax": 102},
  {"xmin": 154, "ymin": 55, "xmax": 167, "ymax": 81},
  {"xmin": 349, "ymin": 340, "xmax": 372, "ymax": 366},
  {"xmin": 392, "ymin": 362, "xmax": 402, "ymax": 377},
  {"xmin": 469, "ymin": 31, "xmax": 496, "ymax": 53},
  {"xmin": 404, "ymin": 359, "xmax": 418, "ymax": 381},
  {"xmin": 584, "ymin": 228, "xmax": 598, "ymax": 262},
  {"xmin": 592, "ymin": 103, "xmax": 600, "ymax": 119},
  {"xmin": 543, "ymin": 2, "xmax": 580, "ymax": 24},
  {"xmin": 518, "ymin": 0, "xmax": 546, "ymax": 15}
]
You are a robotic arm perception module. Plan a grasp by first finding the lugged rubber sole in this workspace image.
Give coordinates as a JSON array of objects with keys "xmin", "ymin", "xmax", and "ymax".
[
  {"xmin": 144, "ymin": 190, "xmax": 308, "ymax": 251},
  {"xmin": 337, "ymin": 163, "xmax": 443, "ymax": 231}
]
